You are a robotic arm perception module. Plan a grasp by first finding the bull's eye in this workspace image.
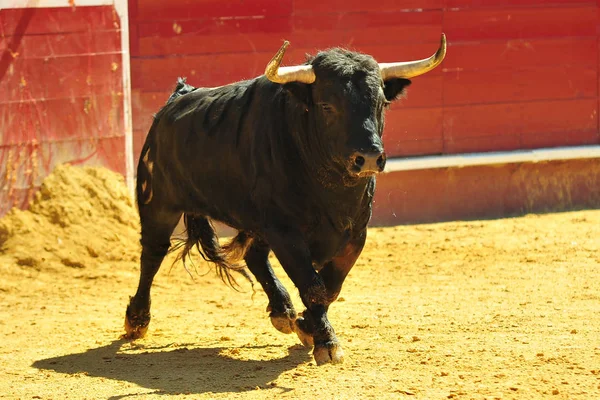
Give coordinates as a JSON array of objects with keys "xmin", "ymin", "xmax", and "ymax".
[{"xmin": 319, "ymin": 103, "xmax": 336, "ymax": 114}]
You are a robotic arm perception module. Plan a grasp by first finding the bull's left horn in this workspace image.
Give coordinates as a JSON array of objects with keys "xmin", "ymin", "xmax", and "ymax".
[
  {"xmin": 379, "ymin": 33, "xmax": 447, "ymax": 80},
  {"xmin": 265, "ymin": 40, "xmax": 316, "ymax": 84}
]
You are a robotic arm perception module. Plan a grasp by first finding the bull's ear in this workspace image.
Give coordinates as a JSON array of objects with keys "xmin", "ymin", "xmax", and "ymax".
[
  {"xmin": 383, "ymin": 78, "xmax": 411, "ymax": 102},
  {"xmin": 283, "ymin": 82, "xmax": 311, "ymax": 105}
]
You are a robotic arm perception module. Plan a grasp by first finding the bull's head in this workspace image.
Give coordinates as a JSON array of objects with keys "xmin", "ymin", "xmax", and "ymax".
[{"xmin": 264, "ymin": 35, "xmax": 446, "ymax": 179}]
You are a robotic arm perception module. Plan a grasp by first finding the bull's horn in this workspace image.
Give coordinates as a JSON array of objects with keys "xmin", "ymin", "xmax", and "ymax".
[
  {"xmin": 379, "ymin": 33, "xmax": 447, "ymax": 80},
  {"xmin": 265, "ymin": 40, "xmax": 316, "ymax": 84}
]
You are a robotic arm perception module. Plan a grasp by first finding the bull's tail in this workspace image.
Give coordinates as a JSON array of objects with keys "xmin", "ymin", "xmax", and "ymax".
[
  {"xmin": 171, "ymin": 214, "xmax": 254, "ymax": 290},
  {"xmin": 167, "ymin": 77, "xmax": 197, "ymax": 103}
]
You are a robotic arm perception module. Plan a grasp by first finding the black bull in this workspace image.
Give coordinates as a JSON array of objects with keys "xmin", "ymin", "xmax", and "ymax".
[{"xmin": 123, "ymin": 38, "xmax": 446, "ymax": 365}]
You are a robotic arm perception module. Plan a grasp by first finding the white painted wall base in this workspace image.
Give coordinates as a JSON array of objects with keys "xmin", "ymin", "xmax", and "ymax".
[{"xmin": 385, "ymin": 145, "xmax": 600, "ymax": 172}]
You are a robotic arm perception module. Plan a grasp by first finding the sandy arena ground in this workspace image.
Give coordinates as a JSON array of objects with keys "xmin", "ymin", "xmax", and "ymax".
[{"xmin": 1, "ymin": 209, "xmax": 599, "ymax": 399}]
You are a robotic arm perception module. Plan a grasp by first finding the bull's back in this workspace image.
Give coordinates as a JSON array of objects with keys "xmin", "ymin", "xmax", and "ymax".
[{"xmin": 145, "ymin": 79, "xmax": 272, "ymax": 228}]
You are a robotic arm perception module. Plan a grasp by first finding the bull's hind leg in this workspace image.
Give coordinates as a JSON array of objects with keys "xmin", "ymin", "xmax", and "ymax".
[
  {"xmin": 123, "ymin": 204, "xmax": 181, "ymax": 339},
  {"xmin": 243, "ymin": 239, "xmax": 297, "ymax": 334}
]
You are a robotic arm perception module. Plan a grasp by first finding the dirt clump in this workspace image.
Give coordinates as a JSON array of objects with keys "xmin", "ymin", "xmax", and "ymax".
[{"xmin": 0, "ymin": 164, "xmax": 140, "ymax": 270}]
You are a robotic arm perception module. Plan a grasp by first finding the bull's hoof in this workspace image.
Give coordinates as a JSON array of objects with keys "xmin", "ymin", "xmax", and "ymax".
[
  {"xmin": 266, "ymin": 302, "xmax": 296, "ymax": 334},
  {"xmin": 293, "ymin": 317, "xmax": 314, "ymax": 348},
  {"xmin": 122, "ymin": 304, "xmax": 150, "ymax": 340},
  {"xmin": 313, "ymin": 342, "xmax": 344, "ymax": 365},
  {"xmin": 269, "ymin": 310, "xmax": 296, "ymax": 334}
]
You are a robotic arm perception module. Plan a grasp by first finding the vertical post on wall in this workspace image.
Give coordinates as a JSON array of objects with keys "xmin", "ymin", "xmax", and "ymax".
[{"xmin": 113, "ymin": 0, "xmax": 134, "ymax": 194}]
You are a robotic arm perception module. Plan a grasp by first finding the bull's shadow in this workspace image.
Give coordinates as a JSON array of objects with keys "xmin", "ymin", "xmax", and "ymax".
[{"xmin": 32, "ymin": 339, "xmax": 310, "ymax": 397}]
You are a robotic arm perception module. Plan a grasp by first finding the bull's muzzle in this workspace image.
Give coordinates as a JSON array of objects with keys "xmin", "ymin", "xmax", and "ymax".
[{"xmin": 350, "ymin": 151, "xmax": 386, "ymax": 176}]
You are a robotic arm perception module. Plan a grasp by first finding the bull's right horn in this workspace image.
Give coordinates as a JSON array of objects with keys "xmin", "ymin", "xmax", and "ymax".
[
  {"xmin": 379, "ymin": 33, "xmax": 447, "ymax": 80},
  {"xmin": 265, "ymin": 41, "xmax": 316, "ymax": 84}
]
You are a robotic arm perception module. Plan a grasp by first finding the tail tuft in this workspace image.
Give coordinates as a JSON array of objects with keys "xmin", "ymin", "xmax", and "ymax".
[{"xmin": 171, "ymin": 214, "xmax": 254, "ymax": 290}]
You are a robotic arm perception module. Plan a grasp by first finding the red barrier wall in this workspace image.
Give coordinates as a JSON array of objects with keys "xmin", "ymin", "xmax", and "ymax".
[
  {"xmin": 4, "ymin": 2, "xmax": 597, "ymax": 224},
  {"xmin": 0, "ymin": 5, "xmax": 128, "ymax": 215}
]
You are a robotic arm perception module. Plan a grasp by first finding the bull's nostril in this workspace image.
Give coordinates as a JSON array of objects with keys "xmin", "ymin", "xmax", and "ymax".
[
  {"xmin": 376, "ymin": 155, "xmax": 385, "ymax": 169},
  {"xmin": 354, "ymin": 155, "xmax": 365, "ymax": 167}
]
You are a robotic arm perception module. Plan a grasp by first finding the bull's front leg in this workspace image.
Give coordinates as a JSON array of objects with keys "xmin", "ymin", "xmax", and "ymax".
[
  {"xmin": 265, "ymin": 227, "xmax": 343, "ymax": 365},
  {"xmin": 296, "ymin": 231, "xmax": 367, "ymax": 364}
]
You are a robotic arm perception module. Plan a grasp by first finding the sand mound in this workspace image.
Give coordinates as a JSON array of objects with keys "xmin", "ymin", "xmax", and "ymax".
[{"xmin": 0, "ymin": 164, "xmax": 140, "ymax": 269}]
